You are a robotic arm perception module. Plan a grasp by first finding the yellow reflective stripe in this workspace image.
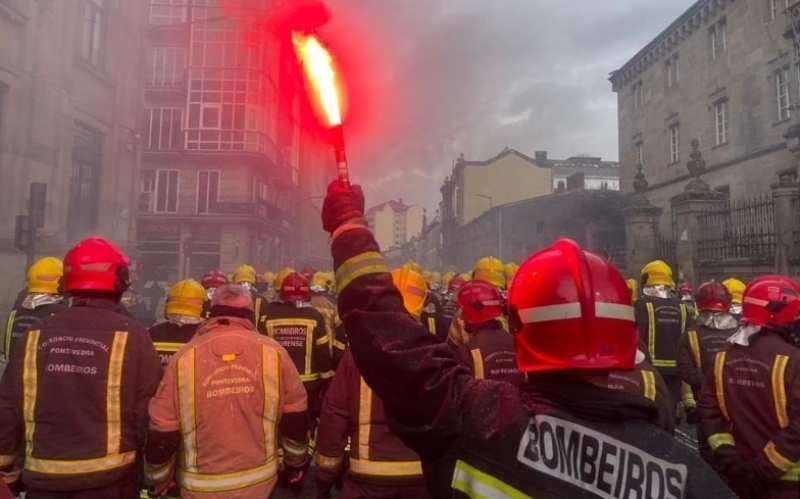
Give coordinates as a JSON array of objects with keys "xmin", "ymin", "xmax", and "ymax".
[
  {"xmin": 714, "ymin": 352, "xmax": 729, "ymax": 421},
  {"xmin": 179, "ymin": 459, "xmax": 277, "ymax": 493},
  {"xmin": 708, "ymin": 433, "xmax": 735, "ymax": 451},
  {"xmin": 254, "ymin": 298, "xmax": 262, "ymax": 326},
  {"xmin": 282, "ymin": 437, "xmax": 307, "ymax": 458},
  {"xmin": 642, "ymin": 370, "xmax": 656, "ymax": 401},
  {"xmin": 316, "ymin": 335, "xmax": 329, "ymax": 345},
  {"xmin": 652, "ymin": 360, "xmax": 677, "ymax": 367},
  {"xmin": 300, "ymin": 373, "xmax": 320, "ymax": 382},
  {"xmin": 319, "ymin": 370, "xmax": 334, "ymax": 380},
  {"xmin": 452, "ymin": 459, "xmax": 531, "ymax": 499},
  {"xmin": 772, "ymin": 355, "xmax": 789, "ymax": 429},
  {"xmin": 145, "ymin": 459, "xmax": 172, "ymax": 483},
  {"xmin": 349, "ymin": 458, "xmax": 422, "ymax": 477},
  {"xmin": 0, "ymin": 455, "xmax": 14, "ymax": 468},
  {"xmin": 764, "ymin": 441, "xmax": 793, "ymax": 472},
  {"xmin": 4, "ymin": 310, "xmax": 16, "ymax": 360},
  {"xmin": 316, "ymin": 453, "xmax": 343, "ymax": 470},
  {"xmin": 335, "ymin": 252, "xmax": 390, "ymax": 292},
  {"xmin": 646, "ymin": 302, "xmax": 656, "ymax": 362},
  {"xmin": 177, "ymin": 349, "xmax": 198, "ymax": 472},
  {"xmin": 333, "ymin": 340, "xmax": 346, "ymax": 351},
  {"xmin": 27, "ymin": 451, "xmax": 136, "ymax": 474},
  {"xmin": 427, "ymin": 317, "xmax": 436, "ymax": 335},
  {"xmin": 688, "ymin": 330, "xmax": 701, "ymax": 371},
  {"xmin": 107, "ymin": 331, "xmax": 128, "ymax": 456},
  {"xmin": 680, "ymin": 304, "xmax": 687, "ymax": 333},
  {"xmin": 23, "ymin": 330, "xmax": 40, "ymax": 459},
  {"xmin": 357, "ymin": 377, "xmax": 372, "ymax": 461},
  {"xmin": 781, "ymin": 464, "xmax": 800, "ymax": 481},
  {"xmin": 470, "ymin": 349, "xmax": 485, "ymax": 379},
  {"xmin": 154, "ymin": 342, "xmax": 184, "ymax": 353},
  {"xmin": 261, "ymin": 346, "xmax": 279, "ymax": 458}
]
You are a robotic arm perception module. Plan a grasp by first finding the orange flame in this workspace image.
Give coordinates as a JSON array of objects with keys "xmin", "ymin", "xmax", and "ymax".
[{"xmin": 292, "ymin": 32, "xmax": 342, "ymax": 127}]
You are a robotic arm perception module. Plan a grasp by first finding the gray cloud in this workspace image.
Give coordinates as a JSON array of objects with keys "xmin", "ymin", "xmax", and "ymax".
[{"xmin": 321, "ymin": 0, "xmax": 696, "ymax": 212}]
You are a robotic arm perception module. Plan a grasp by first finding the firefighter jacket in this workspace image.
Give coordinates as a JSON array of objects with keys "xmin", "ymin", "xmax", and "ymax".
[
  {"xmin": 310, "ymin": 293, "xmax": 347, "ymax": 370},
  {"xmin": 421, "ymin": 303, "xmax": 440, "ymax": 339},
  {"xmin": 145, "ymin": 315, "xmax": 309, "ymax": 499},
  {"xmin": 634, "ymin": 295, "xmax": 689, "ymax": 376},
  {"xmin": 0, "ymin": 298, "xmax": 161, "ymax": 492},
  {"xmin": 3, "ymin": 295, "xmax": 67, "ymax": 362},
  {"xmin": 698, "ymin": 330, "xmax": 800, "ymax": 492},
  {"xmin": 316, "ymin": 350, "xmax": 427, "ymax": 497},
  {"xmin": 455, "ymin": 321, "xmax": 525, "ymax": 385},
  {"xmin": 148, "ymin": 320, "xmax": 200, "ymax": 369},
  {"xmin": 608, "ymin": 361, "xmax": 674, "ymax": 435},
  {"xmin": 446, "ymin": 308, "xmax": 469, "ymax": 350},
  {"xmin": 330, "ymin": 227, "xmax": 734, "ymax": 498},
  {"xmin": 435, "ymin": 298, "xmax": 459, "ymax": 343},
  {"xmin": 677, "ymin": 312, "xmax": 737, "ymax": 399}
]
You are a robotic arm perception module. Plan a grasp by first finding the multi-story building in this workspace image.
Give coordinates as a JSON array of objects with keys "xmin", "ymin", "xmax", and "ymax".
[
  {"xmin": 0, "ymin": 0, "xmax": 147, "ymax": 309},
  {"xmin": 139, "ymin": 0, "xmax": 332, "ymax": 283},
  {"xmin": 610, "ymin": 0, "xmax": 800, "ymax": 231},
  {"xmin": 540, "ymin": 152, "xmax": 620, "ymax": 191},
  {"xmin": 366, "ymin": 199, "xmax": 425, "ymax": 251}
]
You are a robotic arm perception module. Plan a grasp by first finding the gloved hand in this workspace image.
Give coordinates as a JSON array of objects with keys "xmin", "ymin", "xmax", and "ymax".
[
  {"xmin": 279, "ymin": 459, "xmax": 310, "ymax": 491},
  {"xmin": 322, "ymin": 181, "xmax": 365, "ymax": 234},
  {"xmin": 685, "ymin": 407, "xmax": 697, "ymax": 425}
]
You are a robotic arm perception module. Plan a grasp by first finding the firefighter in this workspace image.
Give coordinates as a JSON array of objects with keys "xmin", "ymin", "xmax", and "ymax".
[
  {"xmin": 504, "ymin": 262, "xmax": 519, "ymax": 285},
  {"xmin": 454, "ymin": 280, "xmax": 525, "ymax": 385},
  {"xmin": 122, "ymin": 288, "xmax": 156, "ymax": 327},
  {"xmin": 678, "ymin": 281, "xmax": 698, "ymax": 319},
  {"xmin": 441, "ymin": 271, "xmax": 455, "ymax": 291},
  {"xmin": 634, "ymin": 259, "xmax": 689, "ymax": 421},
  {"xmin": 436, "ymin": 274, "xmax": 466, "ymax": 344},
  {"xmin": 232, "ymin": 264, "xmax": 257, "ymax": 295},
  {"xmin": 319, "ymin": 180, "xmax": 733, "ymax": 498},
  {"xmin": 300, "ymin": 265, "xmax": 318, "ymax": 282},
  {"xmin": 310, "ymin": 272, "xmax": 347, "ymax": 370},
  {"xmin": 447, "ymin": 257, "xmax": 507, "ymax": 349},
  {"xmin": 2, "ymin": 257, "xmax": 68, "ymax": 369},
  {"xmin": 421, "ymin": 280, "xmax": 442, "ymax": 338},
  {"xmin": 390, "ymin": 267, "xmax": 429, "ymax": 323},
  {"xmin": 723, "ymin": 277, "xmax": 746, "ymax": 321},
  {"xmin": 145, "ymin": 285, "xmax": 309, "ymax": 498},
  {"xmin": 698, "ymin": 275, "xmax": 800, "ymax": 499},
  {"xmin": 148, "ymin": 279, "xmax": 207, "ymax": 370},
  {"xmin": 199, "ymin": 269, "xmax": 227, "ymax": 319},
  {"xmin": 0, "ymin": 237, "xmax": 162, "ymax": 498},
  {"xmin": 626, "ymin": 278, "xmax": 639, "ymax": 303},
  {"xmin": 261, "ymin": 272, "xmax": 332, "ymax": 427},
  {"xmin": 261, "ymin": 271, "xmax": 277, "ymax": 302}
]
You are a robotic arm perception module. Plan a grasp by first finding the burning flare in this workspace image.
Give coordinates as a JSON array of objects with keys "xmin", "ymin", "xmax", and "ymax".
[{"xmin": 292, "ymin": 32, "xmax": 341, "ymax": 127}]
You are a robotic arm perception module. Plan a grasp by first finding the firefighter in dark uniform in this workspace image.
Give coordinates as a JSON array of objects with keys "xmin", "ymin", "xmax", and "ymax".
[
  {"xmin": 319, "ymin": 181, "xmax": 733, "ymax": 498},
  {"xmin": 148, "ymin": 279, "xmax": 207, "ymax": 370},
  {"xmin": 454, "ymin": 280, "xmax": 525, "ymax": 385},
  {"xmin": 200, "ymin": 269, "xmax": 228, "ymax": 319},
  {"xmin": 310, "ymin": 272, "xmax": 347, "ymax": 370},
  {"xmin": 261, "ymin": 272, "xmax": 333, "ymax": 426},
  {"xmin": 315, "ymin": 269, "xmax": 431, "ymax": 499},
  {"xmin": 2, "ymin": 258, "xmax": 68, "ymax": 370},
  {"xmin": 0, "ymin": 236, "xmax": 161, "ymax": 498},
  {"xmin": 634, "ymin": 259, "xmax": 689, "ymax": 421},
  {"xmin": 421, "ymin": 288, "xmax": 441, "ymax": 338},
  {"xmin": 435, "ymin": 274, "xmax": 465, "ymax": 344},
  {"xmin": 699, "ymin": 275, "xmax": 800, "ymax": 499}
]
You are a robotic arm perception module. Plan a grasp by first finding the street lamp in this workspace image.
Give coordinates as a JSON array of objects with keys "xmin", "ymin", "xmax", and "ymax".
[{"xmin": 468, "ymin": 192, "xmax": 493, "ymax": 208}]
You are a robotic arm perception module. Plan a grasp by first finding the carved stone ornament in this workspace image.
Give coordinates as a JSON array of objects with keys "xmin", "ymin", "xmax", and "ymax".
[
  {"xmin": 684, "ymin": 139, "xmax": 711, "ymax": 193},
  {"xmin": 633, "ymin": 163, "xmax": 648, "ymax": 194}
]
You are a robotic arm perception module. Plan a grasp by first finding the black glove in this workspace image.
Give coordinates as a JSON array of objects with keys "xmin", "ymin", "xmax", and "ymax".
[
  {"xmin": 322, "ymin": 181, "xmax": 365, "ymax": 234},
  {"xmin": 279, "ymin": 459, "xmax": 310, "ymax": 491},
  {"xmin": 685, "ymin": 407, "xmax": 697, "ymax": 425}
]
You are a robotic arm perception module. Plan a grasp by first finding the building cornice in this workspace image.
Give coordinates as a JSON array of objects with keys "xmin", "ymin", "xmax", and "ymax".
[{"xmin": 610, "ymin": 0, "xmax": 732, "ymax": 91}]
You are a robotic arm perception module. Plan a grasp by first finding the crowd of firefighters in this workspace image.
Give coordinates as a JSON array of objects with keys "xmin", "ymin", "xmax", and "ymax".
[{"xmin": 0, "ymin": 180, "xmax": 797, "ymax": 498}]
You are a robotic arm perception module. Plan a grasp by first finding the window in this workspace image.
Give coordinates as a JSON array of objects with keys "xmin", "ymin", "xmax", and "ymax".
[
  {"xmin": 81, "ymin": 0, "xmax": 105, "ymax": 68},
  {"xmin": 776, "ymin": 66, "xmax": 791, "ymax": 121},
  {"xmin": 710, "ymin": 20, "xmax": 727, "ymax": 60},
  {"xmin": 635, "ymin": 142, "xmax": 643, "ymax": 166},
  {"xmin": 771, "ymin": 0, "xmax": 789, "ymax": 20},
  {"xmin": 146, "ymin": 47, "xmax": 187, "ymax": 87},
  {"xmin": 146, "ymin": 108, "xmax": 183, "ymax": 150},
  {"xmin": 150, "ymin": 0, "xmax": 187, "ymax": 25},
  {"xmin": 715, "ymin": 100, "xmax": 729, "ymax": 145},
  {"xmin": 669, "ymin": 125, "xmax": 680, "ymax": 163},
  {"xmin": 142, "ymin": 169, "xmax": 179, "ymax": 213},
  {"xmin": 200, "ymin": 104, "xmax": 221, "ymax": 129},
  {"xmin": 69, "ymin": 123, "xmax": 103, "ymax": 241},
  {"xmin": 632, "ymin": 81, "xmax": 644, "ymax": 110},
  {"xmin": 197, "ymin": 171, "xmax": 220, "ymax": 213},
  {"xmin": 666, "ymin": 54, "xmax": 679, "ymax": 88}
]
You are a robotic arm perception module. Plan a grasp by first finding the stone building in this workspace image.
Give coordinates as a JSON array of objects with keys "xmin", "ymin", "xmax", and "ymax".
[
  {"xmin": 365, "ymin": 199, "xmax": 425, "ymax": 251},
  {"xmin": 543, "ymin": 152, "xmax": 620, "ymax": 191},
  {"xmin": 610, "ymin": 0, "xmax": 800, "ymax": 233},
  {"xmin": 0, "ymin": 0, "xmax": 147, "ymax": 309}
]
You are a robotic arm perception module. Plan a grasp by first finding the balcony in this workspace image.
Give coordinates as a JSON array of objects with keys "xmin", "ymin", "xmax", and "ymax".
[
  {"xmin": 785, "ymin": 1, "xmax": 800, "ymax": 39},
  {"xmin": 138, "ymin": 193, "xmax": 295, "ymax": 227}
]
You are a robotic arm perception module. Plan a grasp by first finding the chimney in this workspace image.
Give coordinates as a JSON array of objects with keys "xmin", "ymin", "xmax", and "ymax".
[{"xmin": 535, "ymin": 151, "xmax": 548, "ymax": 162}]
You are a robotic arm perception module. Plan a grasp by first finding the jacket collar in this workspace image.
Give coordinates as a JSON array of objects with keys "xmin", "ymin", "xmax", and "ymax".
[
  {"xmin": 196, "ymin": 316, "xmax": 256, "ymax": 336},
  {"xmin": 70, "ymin": 297, "xmax": 120, "ymax": 311}
]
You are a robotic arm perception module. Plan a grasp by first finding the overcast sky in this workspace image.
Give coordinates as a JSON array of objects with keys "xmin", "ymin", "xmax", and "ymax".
[{"xmin": 316, "ymin": 0, "xmax": 698, "ymax": 214}]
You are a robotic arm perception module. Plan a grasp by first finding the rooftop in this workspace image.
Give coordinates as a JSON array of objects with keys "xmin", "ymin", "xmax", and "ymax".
[{"xmin": 366, "ymin": 199, "xmax": 412, "ymax": 215}]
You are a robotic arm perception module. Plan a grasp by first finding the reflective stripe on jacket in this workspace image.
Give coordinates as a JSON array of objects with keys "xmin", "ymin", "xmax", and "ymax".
[{"xmin": 634, "ymin": 296, "xmax": 687, "ymax": 375}]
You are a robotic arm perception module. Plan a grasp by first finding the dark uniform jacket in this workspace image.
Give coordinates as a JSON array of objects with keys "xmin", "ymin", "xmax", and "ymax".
[
  {"xmin": 455, "ymin": 322, "xmax": 525, "ymax": 385},
  {"xmin": 0, "ymin": 298, "xmax": 161, "ymax": 492},
  {"xmin": 435, "ymin": 298, "xmax": 459, "ymax": 343},
  {"xmin": 316, "ymin": 350, "xmax": 428, "ymax": 498},
  {"xmin": 310, "ymin": 293, "xmax": 347, "ymax": 370},
  {"xmin": 148, "ymin": 321, "xmax": 201, "ymax": 369},
  {"xmin": 677, "ymin": 314, "xmax": 737, "ymax": 399},
  {"xmin": 634, "ymin": 295, "xmax": 689, "ymax": 376},
  {"xmin": 608, "ymin": 361, "xmax": 674, "ymax": 435},
  {"xmin": 331, "ymin": 227, "xmax": 734, "ymax": 498},
  {"xmin": 3, "ymin": 297, "xmax": 68, "ymax": 362},
  {"xmin": 699, "ymin": 330, "xmax": 800, "ymax": 494}
]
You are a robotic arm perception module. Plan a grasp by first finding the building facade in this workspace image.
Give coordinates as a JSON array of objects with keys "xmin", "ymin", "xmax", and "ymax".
[
  {"xmin": 541, "ymin": 152, "xmax": 620, "ymax": 191},
  {"xmin": 0, "ymin": 0, "xmax": 147, "ymax": 309},
  {"xmin": 366, "ymin": 199, "xmax": 425, "ymax": 251},
  {"xmin": 610, "ymin": 0, "xmax": 800, "ymax": 233}
]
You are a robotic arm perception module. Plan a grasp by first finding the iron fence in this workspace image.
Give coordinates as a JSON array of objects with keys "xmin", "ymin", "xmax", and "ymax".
[
  {"xmin": 655, "ymin": 233, "xmax": 678, "ymax": 271},
  {"xmin": 594, "ymin": 230, "xmax": 627, "ymax": 270},
  {"xmin": 697, "ymin": 195, "xmax": 775, "ymax": 262}
]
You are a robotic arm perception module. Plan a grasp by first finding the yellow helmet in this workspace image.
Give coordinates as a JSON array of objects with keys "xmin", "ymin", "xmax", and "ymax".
[
  {"xmin": 459, "ymin": 273, "xmax": 472, "ymax": 282},
  {"xmin": 402, "ymin": 261, "xmax": 421, "ymax": 273},
  {"xmin": 722, "ymin": 278, "xmax": 746, "ymax": 305},
  {"xmin": 233, "ymin": 264, "xmax": 257, "ymax": 285},
  {"xmin": 473, "ymin": 256, "xmax": 506, "ymax": 288},
  {"xmin": 503, "ymin": 263, "xmax": 519, "ymax": 282},
  {"xmin": 441, "ymin": 271, "xmax": 455, "ymax": 288},
  {"xmin": 641, "ymin": 260, "xmax": 674, "ymax": 288},
  {"xmin": 27, "ymin": 257, "xmax": 63, "ymax": 294},
  {"xmin": 626, "ymin": 278, "xmax": 639, "ymax": 303},
  {"xmin": 275, "ymin": 268, "xmax": 295, "ymax": 290},
  {"xmin": 310, "ymin": 272, "xmax": 330, "ymax": 292},
  {"xmin": 165, "ymin": 279, "xmax": 207, "ymax": 318},
  {"xmin": 262, "ymin": 271, "xmax": 276, "ymax": 286},
  {"xmin": 391, "ymin": 268, "xmax": 429, "ymax": 319},
  {"xmin": 430, "ymin": 271, "xmax": 442, "ymax": 284},
  {"xmin": 421, "ymin": 270, "xmax": 432, "ymax": 282}
]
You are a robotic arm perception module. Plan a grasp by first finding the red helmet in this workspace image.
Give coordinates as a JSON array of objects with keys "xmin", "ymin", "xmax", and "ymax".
[
  {"xmin": 507, "ymin": 239, "xmax": 637, "ymax": 373},
  {"xmin": 63, "ymin": 237, "xmax": 130, "ymax": 294},
  {"xmin": 457, "ymin": 280, "xmax": 505, "ymax": 326},
  {"xmin": 447, "ymin": 275, "xmax": 466, "ymax": 295},
  {"xmin": 201, "ymin": 269, "xmax": 228, "ymax": 290},
  {"xmin": 678, "ymin": 282, "xmax": 693, "ymax": 295},
  {"xmin": 300, "ymin": 265, "xmax": 318, "ymax": 281},
  {"xmin": 741, "ymin": 275, "xmax": 800, "ymax": 331},
  {"xmin": 280, "ymin": 272, "xmax": 311, "ymax": 302},
  {"xmin": 695, "ymin": 280, "xmax": 732, "ymax": 312}
]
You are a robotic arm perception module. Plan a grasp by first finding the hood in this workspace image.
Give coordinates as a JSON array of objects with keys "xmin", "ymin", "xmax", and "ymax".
[
  {"xmin": 22, "ymin": 293, "xmax": 64, "ymax": 310},
  {"xmin": 166, "ymin": 314, "xmax": 205, "ymax": 326},
  {"xmin": 643, "ymin": 285, "xmax": 672, "ymax": 299},
  {"xmin": 696, "ymin": 311, "xmax": 738, "ymax": 330}
]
